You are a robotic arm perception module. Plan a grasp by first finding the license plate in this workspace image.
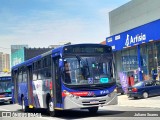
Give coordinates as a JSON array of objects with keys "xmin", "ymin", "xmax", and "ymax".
[
  {"xmin": 128, "ymin": 89, "xmax": 132, "ymax": 91},
  {"xmin": 90, "ymin": 100, "xmax": 99, "ymax": 104}
]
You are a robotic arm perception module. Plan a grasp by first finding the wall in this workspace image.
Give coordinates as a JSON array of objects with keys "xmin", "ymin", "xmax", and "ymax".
[
  {"xmin": 109, "ymin": 0, "xmax": 160, "ymax": 35},
  {"xmin": 24, "ymin": 48, "xmax": 52, "ymax": 60}
]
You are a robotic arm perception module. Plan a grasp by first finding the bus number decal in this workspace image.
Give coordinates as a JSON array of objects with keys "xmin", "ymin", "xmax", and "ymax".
[{"xmin": 100, "ymin": 90, "xmax": 109, "ymax": 94}]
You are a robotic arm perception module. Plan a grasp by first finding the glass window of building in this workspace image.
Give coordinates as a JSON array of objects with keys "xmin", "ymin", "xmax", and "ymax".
[
  {"xmin": 155, "ymin": 42, "xmax": 160, "ymax": 67},
  {"xmin": 114, "ymin": 51, "xmax": 122, "ymax": 82},
  {"xmin": 121, "ymin": 49, "xmax": 130, "ymax": 72},
  {"xmin": 140, "ymin": 44, "xmax": 149, "ymax": 80},
  {"xmin": 121, "ymin": 47, "xmax": 138, "ymax": 72},
  {"xmin": 116, "ymin": 47, "xmax": 138, "ymax": 83},
  {"xmin": 147, "ymin": 42, "xmax": 157, "ymax": 80},
  {"xmin": 140, "ymin": 41, "xmax": 160, "ymax": 81},
  {"xmin": 129, "ymin": 47, "xmax": 138, "ymax": 71}
]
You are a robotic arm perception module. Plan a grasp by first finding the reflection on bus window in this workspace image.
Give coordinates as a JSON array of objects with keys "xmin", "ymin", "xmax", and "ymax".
[
  {"xmin": 64, "ymin": 62, "xmax": 71, "ymax": 83},
  {"xmin": 0, "ymin": 81, "xmax": 12, "ymax": 92},
  {"xmin": 63, "ymin": 56, "xmax": 113, "ymax": 85}
]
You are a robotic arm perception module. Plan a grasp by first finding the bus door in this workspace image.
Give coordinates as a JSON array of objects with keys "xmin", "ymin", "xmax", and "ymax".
[
  {"xmin": 52, "ymin": 56, "xmax": 62, "ymax": 108},
  {"xmin": 27, "ymin": 65, "xmax": 33, "ymax": 106},
  {"xmin": 13, "ymin": 70, "xmax": 18, "ymax": 103}
]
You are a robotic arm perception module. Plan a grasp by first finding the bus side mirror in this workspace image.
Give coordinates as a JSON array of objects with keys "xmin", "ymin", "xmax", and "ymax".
[
  {"xmin": 61, "ymin": 67, "xmax": 65, "ymax": 72},
  {"xmin": 59, "ymin": 59, "xmax": 63, "ymax": 67}
]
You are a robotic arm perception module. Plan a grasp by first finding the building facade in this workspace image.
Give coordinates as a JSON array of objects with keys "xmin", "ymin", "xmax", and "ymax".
[
  {"xmin": 0, "ymin": 52, "xmax": 10, "ymax": 73},
  {"xmin": 2, "ymin": 54, "xmax": 10, "ymax": 72},
  {"xmin": 106, "ymin": 0, "xmax": 160, "ymax": 84},
  {"xmin": 11, "ymin": 45, "xmax": 53, "ymax": 67},
  {"xmin": 11, "ymin": 45, "xmax": 28, "ymax": 67},
  {"xmin": 11, "ymin": 45, "xmax": 28, "ymax": 55},
  {"xmin": 0, "ymin": 52, "xmax": 2, "ymax": 72},
  {"xmin": 24, "ymin": 47, "xmax": 53, "ymax": 60},
  {"xmin": 109, "ymin": 0, "xmax": 160, "ymax": 36}
]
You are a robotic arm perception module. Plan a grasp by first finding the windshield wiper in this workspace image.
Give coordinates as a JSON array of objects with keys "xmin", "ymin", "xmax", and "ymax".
[
  {"xmin": 75, "ymin": 55, "xmax": 90, "ymax": 78},
  {"xmin": 76, "ymin": 55, "xmax": 88, "ymax": 66}
]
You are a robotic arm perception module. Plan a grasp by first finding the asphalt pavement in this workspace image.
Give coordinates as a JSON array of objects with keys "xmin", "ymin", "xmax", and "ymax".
[{"xmin": 0, "ymin": 94, "xmax": 160, "ymax": 120}]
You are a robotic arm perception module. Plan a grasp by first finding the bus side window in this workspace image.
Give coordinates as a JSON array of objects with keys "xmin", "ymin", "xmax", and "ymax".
[
  {"xmin": 43, "ymin": 57, "xmax": 47, "ymax": 68},
  {"xmin": 18, "ymin": 69, "xmax": 22, "ymax": 83},
  {"xmin": 44, "ymin": 68, "xmax": 51, "ymax": 78},
  {"xmin": 22, "ymin": 67, "xmax": 27, "ymax": 82},
  {"xmin": 33, "ymin": 71, "xmax": 37, "ymax": 80},
  {"xmin": 64, "ymin": 62, "xmax": 71, "ymax": 83},
  {"xmin": 32, "ymin": 62, "xmax": 37, "ymax": 80},
  {"xmin": 23, "ymin": 72, "xmax": 27, "ymax": 82}
]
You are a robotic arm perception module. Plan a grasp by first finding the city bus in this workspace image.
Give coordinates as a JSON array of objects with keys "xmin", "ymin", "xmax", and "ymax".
[
  {"xmin": 12, "ymin": 44, "xmax": 117, "ymax": 116},
  {"xmin": 0, "ymin": 76, "xmax": 13, "ymax": 104}
]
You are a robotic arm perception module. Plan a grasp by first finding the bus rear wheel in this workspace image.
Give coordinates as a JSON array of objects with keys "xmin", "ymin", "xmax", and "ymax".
[
  {"xmin": 47, "ymin": 98, "xmax": 58, "ymax": 117},
  {"xmin": 88, "ymin": 107, "xmax": 99, "ymax": 114}
]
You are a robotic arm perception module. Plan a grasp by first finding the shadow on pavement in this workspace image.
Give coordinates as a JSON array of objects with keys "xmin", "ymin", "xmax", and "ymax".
[{"xmin": 0, "ymin": 102, "xmax": 14, "ymax": 106}]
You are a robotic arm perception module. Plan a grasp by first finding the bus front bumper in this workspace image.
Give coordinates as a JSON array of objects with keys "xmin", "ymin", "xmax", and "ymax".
[
  {"xmin": 63, "ymin": 92, "xmax": 117, "ymax": 110},
  {"xmin": 0, "ymin": 97, "xmax": 12, "ymax": 102}
]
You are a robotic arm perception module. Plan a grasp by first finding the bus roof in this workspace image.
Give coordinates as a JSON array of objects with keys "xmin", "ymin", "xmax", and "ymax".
[{"xmin": 12, "ymin": 43, "xmax": 110, "ymax": 70}]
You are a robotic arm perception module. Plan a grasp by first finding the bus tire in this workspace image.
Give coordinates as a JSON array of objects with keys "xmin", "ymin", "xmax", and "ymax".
[
  {"xmin": 47, "ymin": 97, "xmax": 57, "ymax": 117},
  {"xmin": 10, "ymin": 101, "xmax": 13, "ymax": 104},
  {"xmin": 21, "ymin": 97, "xmax": 29, "ymax": 112},
  {"xmin": 88, "ymin": 107, "xmax": 99, "ymax": 114}
]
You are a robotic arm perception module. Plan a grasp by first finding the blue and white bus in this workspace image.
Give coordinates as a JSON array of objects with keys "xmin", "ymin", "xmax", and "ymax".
[
  {"xmin": 12, "ymin": 44, "xmax": 117, "ymax": 116},
  {"xmin": 0, "ymin": 76, "xmax": 13, "ymax": 104}
]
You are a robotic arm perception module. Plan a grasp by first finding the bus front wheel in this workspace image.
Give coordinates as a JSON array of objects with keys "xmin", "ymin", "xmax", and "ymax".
[
  {"xmin": 88, "ymin": 107, "xmax": 99, "ymax": 114},
  {"xmin": 10, "ymin": 101, "xmax": 13, "ymax": 104}
]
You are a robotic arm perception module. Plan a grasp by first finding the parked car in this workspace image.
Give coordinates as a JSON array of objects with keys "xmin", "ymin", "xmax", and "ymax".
[
  {"xmin": 127, "ymin": 80, "xmax": 160, "ymax": 99},
  {"xmin": 116, "ymin": 83, "xmax": 124, "ymax": 95}
]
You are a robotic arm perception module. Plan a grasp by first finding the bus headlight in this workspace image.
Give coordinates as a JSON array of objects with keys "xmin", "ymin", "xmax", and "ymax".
[
  {"xmin": 63, "ymin": 90, "xmax": 71, "ymax": 96},
  {"xmin": 63, "ymin": 90, "xmax": 74, "ymax": 98},
  {"xmin": 75, "ymin": 96, "xmax": 79, "ymax": 99},
  {"xmin": 70, "ymin": 94, "xmax": 74, "ymax": 98},
  {"xmin": 114, "ymin": 88, "xmax": 117, "ymax": 93},
  {"xmin": 108, "ymin": 93, "xmax": 111, "ymax": 97},
  {"xmin": 63, "ymin": 90, "xmax": 79, "ymax": 99}
]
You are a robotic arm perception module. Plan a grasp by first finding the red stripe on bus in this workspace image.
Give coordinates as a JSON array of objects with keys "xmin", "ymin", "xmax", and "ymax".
[{"xmin": 62, "ymin": 91, "xmax": 89, "ymax": 97}]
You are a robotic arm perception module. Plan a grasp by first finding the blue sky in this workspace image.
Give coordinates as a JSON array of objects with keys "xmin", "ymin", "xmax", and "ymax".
[{"xmin": 0, "ymin": 0, "xmax": 130, "ymax": 53}]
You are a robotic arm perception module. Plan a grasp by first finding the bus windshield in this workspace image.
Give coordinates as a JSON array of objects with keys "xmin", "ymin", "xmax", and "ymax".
[
  {"xmin": 63, "ymin": 55, "xmax": 114, "ymax": 85},
  {"xmin": 0, "ymin": 81, "xmax": 12, "ymax": 93}
]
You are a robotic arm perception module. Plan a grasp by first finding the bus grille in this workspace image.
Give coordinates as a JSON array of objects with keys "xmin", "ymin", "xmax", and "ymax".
[
  {"xmin": 81, "ymin": 94, "xmax": 107, "ymax": 98},
  {"xmin": 82, "ymin": 100, "xmax": 106, "ymax": 106}
]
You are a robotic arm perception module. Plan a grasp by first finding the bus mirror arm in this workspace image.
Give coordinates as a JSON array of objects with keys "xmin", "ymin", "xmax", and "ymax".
[{"xmin": 61, "ymin": 67, "xmax": 65, "ymax": 72}]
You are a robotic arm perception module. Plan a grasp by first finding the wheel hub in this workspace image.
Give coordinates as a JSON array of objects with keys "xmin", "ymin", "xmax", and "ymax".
[{"xmin": 49, "ymin": 101, "xmax": 54, "ymax": 111}]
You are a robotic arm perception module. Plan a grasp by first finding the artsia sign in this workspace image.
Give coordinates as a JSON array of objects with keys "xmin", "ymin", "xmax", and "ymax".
[
  {"xmin": 106, "ymin": 19, "xmax": 160, "ymax": 51},
  {"xmin": 125, "ymin": 33, "xmax": 146, "ymax": 47}
]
